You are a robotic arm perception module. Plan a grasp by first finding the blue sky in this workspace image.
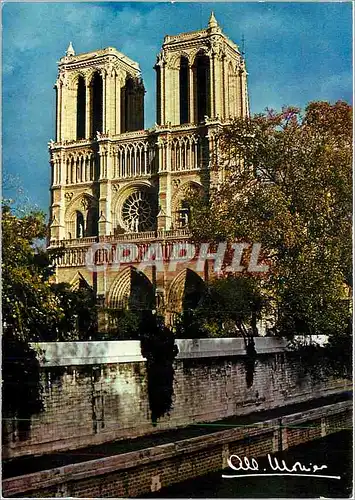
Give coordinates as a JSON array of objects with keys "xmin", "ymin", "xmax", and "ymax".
[{"xmin": 2, "ymin": 2, "xmax": 352, "ymax": 213}]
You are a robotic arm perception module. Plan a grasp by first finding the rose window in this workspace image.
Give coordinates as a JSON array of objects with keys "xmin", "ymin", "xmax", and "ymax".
[{"xmin": 122, "ymin": 190, "xmax": 156, "ymax": 232}]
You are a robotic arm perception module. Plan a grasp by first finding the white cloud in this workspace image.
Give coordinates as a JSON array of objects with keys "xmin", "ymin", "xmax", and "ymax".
[{"xmin": 2, "ymin": 63, "xmax": 14, "ymax": 76}]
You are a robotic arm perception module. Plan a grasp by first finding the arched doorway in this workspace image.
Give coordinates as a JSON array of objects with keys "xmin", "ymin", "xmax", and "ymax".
[
  {"xmin": 107, "ymin": 267, "xmax": 155, "ymax": 336},
  {"xmin": 167, "ymin": 268, "xmax": 205, "ymax": 325}
]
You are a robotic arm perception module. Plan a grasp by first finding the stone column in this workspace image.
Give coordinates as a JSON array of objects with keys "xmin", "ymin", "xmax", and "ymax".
[
  {"xmin": 64, "ymin": 83, "xmax": 76, "ymax": 140},
  {"xmin": 242, "ymin": 68, "xmax": 250, "ymax": 118},
  {"xmin": 239, "ymin": 69, "xmax": 244, "ymax": 119},
  {"xmin": 85, "ymin": 82, "xmax": 91, "ymax": 139},
  {"xmin": 189, "ymin": 65, "xmax": 195, "ymax": 124},
  {"xmin": 60, "ymin": 81, "xmax": 69, "ymax": 140},
  {"xmin": 98, "ymin": 145, "xmax": 111, "ymax": 237},
  {"xmin": 164, "ymin": 67, "xmax": 171, "ymax": 125},
  {"xmin": 105, "ymin": 71, "xmax": 114, "ymax": 135},
  {"xmin": 221, "ymin": 55, "xmax": 226, "ymax": 120},
  {"xmin": 172, "ymin": 68, "xmax": 179, "ymax": 126},
  {"xmin": 209, "ymin": 54, "xmax": 215, "ymax": 119},
  {"xmin": 120, "ymin": 77, "xmax": 126, "ymax": 133},
  {"xmin": 115, "ymin": 74, "xmax": 121, "ymax": 135},
  {"xmin": 214, "ymin": 55, "xmax": 222, "ymax": 118},
  {"xmin": 157, "ymin": 138, "xmax": 172, "ymax": 230},
  {"xmin": 161, "ymin": 63, "xmax": 166, "ymax": 124}
]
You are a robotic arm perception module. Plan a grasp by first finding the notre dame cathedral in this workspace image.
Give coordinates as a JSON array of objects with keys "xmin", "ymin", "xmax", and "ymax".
[{"xmin": 48, "ymin": 13, "xmax": 249, "ymax": 325}]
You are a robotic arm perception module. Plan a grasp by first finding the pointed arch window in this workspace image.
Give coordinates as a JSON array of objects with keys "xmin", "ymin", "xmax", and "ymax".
[
  {"xmin": 86, "ymin": 207, "xmax": 98, "ymax": 237},
  {"xmin": 179, "ymin": 56, "xmax": 189, "ymax": 124},
  {"xmin": 194, "ymin": 53, "xmax": 210, "ymax": 122},
  {"xmin": 92, "ymin": 72, "xmax": 103, "ymax": 135},
  {"xmin": 76, "ymin": 76, "xmax": 86, "ymax": 139},
  {"xmin": 124, "ymin": 78, "xmax": 135, "ymax": 133}
]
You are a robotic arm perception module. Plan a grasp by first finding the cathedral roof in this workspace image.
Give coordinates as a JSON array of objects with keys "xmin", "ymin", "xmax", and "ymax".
[{"xmin": 59, "ymin": 46, "xmax": 139, "ymax": 71}]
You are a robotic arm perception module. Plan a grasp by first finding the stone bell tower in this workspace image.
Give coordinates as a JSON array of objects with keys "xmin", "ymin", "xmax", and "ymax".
[
  {"xmin": 153, "ymin": 12, "xmax": 249, "ymax": 232},
  {"xmin": 50, "ymin": 43, "xmax": 145, "ymax": 243},
  {"xmin": 55, "ymin": 43, "xmax": 144, "ymax": 142},
  {"xmin": 155, "ymin": 12, "xmax": 249, "ymax": 126}
]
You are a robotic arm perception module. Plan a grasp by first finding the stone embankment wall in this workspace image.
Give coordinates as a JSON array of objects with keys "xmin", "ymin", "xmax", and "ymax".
[
  {"xmin": 3, "ymin": 400, "xmax": 351, "ymax": 498},
  {"xmin": 3, "ymin": 338, "xmax": 350, "ymax": 460}
]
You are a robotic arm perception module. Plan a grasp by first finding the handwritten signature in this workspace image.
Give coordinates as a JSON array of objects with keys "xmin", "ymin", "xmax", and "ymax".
[{"xmin": 222, "ymin": 454, "xmax": 340, "ymax": 480}]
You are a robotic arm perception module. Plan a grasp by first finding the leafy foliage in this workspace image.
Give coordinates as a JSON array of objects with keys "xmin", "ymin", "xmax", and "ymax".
[
  {"xmin": 2, "ymin": 204, "xmax": 98, "ymax": 424},
  {"xmin": 189, "ymin": 102, "xmax": 351, "ymax": 336},
  {"xmin": 50, "ymin": 282, "xmax": 98, "ymax": 341},
  {"xmin": 2, "ymin": 205, "xmax": 62, "ymax": 342},
  {"xmin": 174, "ymin": 276, "xmax": 261, "ymax": 387},
  {"xmin": 175, "ymin": 275, "xmax": 264, "ymax": 338},
  {"xmin": 188, "ymin": 101, "xmax": 352, "ymax": 378},
  {"xmin": 2, "ymin": 205, "xmax": 98, "ymax": 342},
  {"xmin": 104, "ymin": 308, "xmax": 141, "ymax": 340},
  {"xmin": 2, "ymin": 336, "xmax": 44, "ymax": 441}
]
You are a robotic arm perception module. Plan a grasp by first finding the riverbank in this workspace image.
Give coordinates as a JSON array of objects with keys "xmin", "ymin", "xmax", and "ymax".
[{"xmin": 2, "ymin": 394, "xmax": 352, "ymax": 497}]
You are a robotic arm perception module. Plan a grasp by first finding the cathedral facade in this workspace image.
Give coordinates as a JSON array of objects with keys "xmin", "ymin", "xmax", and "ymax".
[{"xmin": 48, "ymin": 13, "xmax": 249, "ymax": 325}]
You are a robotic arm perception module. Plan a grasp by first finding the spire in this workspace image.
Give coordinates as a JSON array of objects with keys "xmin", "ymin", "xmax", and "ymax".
[
  {"xmin": 66, "ymin": 42, "xmax": 75, "ymax": 57},
  {"xmin": 208, "ymin": 11, "xmax": 218, "ymax": 29}
]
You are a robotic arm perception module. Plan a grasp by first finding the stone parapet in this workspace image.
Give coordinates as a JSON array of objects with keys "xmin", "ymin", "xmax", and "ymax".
[{"xmin": 32, "ymin": 337, "xmax": 292, "ymax": 367}]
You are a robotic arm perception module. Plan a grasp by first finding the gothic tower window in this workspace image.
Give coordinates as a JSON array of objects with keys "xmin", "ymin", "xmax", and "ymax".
[
  {"xmin": 76, "ymin": 76, "xmax": 86, "ymax": 139},
  {"xmin": 179, "ymin": 56, "xmax": 189, "ymax": 124},
  {"xmin": 86, "ymin": 207, "xmax": 98, "ymax": 237},
  {"xmin": 92, "ymin": 72, "xmax": 103, "ymax": 135},
  {"xmin": 194, "ymin": 52, "xmax": 210, "ymax": 123},
  {"xmin": 76, "ymin": 211, "xmax": 85, "ymax": 238},
  {"xmin": 123, "ymin": 78, "xmax": 135, "ymax": 133}
]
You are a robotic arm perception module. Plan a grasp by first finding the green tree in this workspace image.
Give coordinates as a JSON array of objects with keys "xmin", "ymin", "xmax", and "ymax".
[
  {"xmin": 189, "ymin": 101, "xmax": 352, "ymax": 375},
  {"xmin": 51, "ymin": 282, "xmax": 98, "ymax": 341},
  {"xmin": 176, "ymin": 275, "xmax": 264, "ymax": 338},
  {"xmin": 2, "ymin": 204, "xmax": 98, "ymax": 427},
  {"xmin": 104, "ymin": 308, "xmax": 141, "ymax": 340},
  {"xmin": 2, "ymin": 205, "xmax": 59, "ymax": 433},
  {"xmin": 2, "ymin": 205, "xmax": 63, "ymax": 342}
]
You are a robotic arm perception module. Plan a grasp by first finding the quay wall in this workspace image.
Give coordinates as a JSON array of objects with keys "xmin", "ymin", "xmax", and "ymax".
[
  {"xmin": 3, "ymin": 400, "xmax": 352, "ymax": 497},
  {"xmin": 2, "ymin": 338, "xmax": 350, "ymax": 460}
]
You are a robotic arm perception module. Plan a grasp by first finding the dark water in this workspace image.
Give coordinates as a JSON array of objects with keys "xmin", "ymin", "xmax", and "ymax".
[{"xmin": 145, "ymin": 431, "xmax": 353, "ymax": 498}]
